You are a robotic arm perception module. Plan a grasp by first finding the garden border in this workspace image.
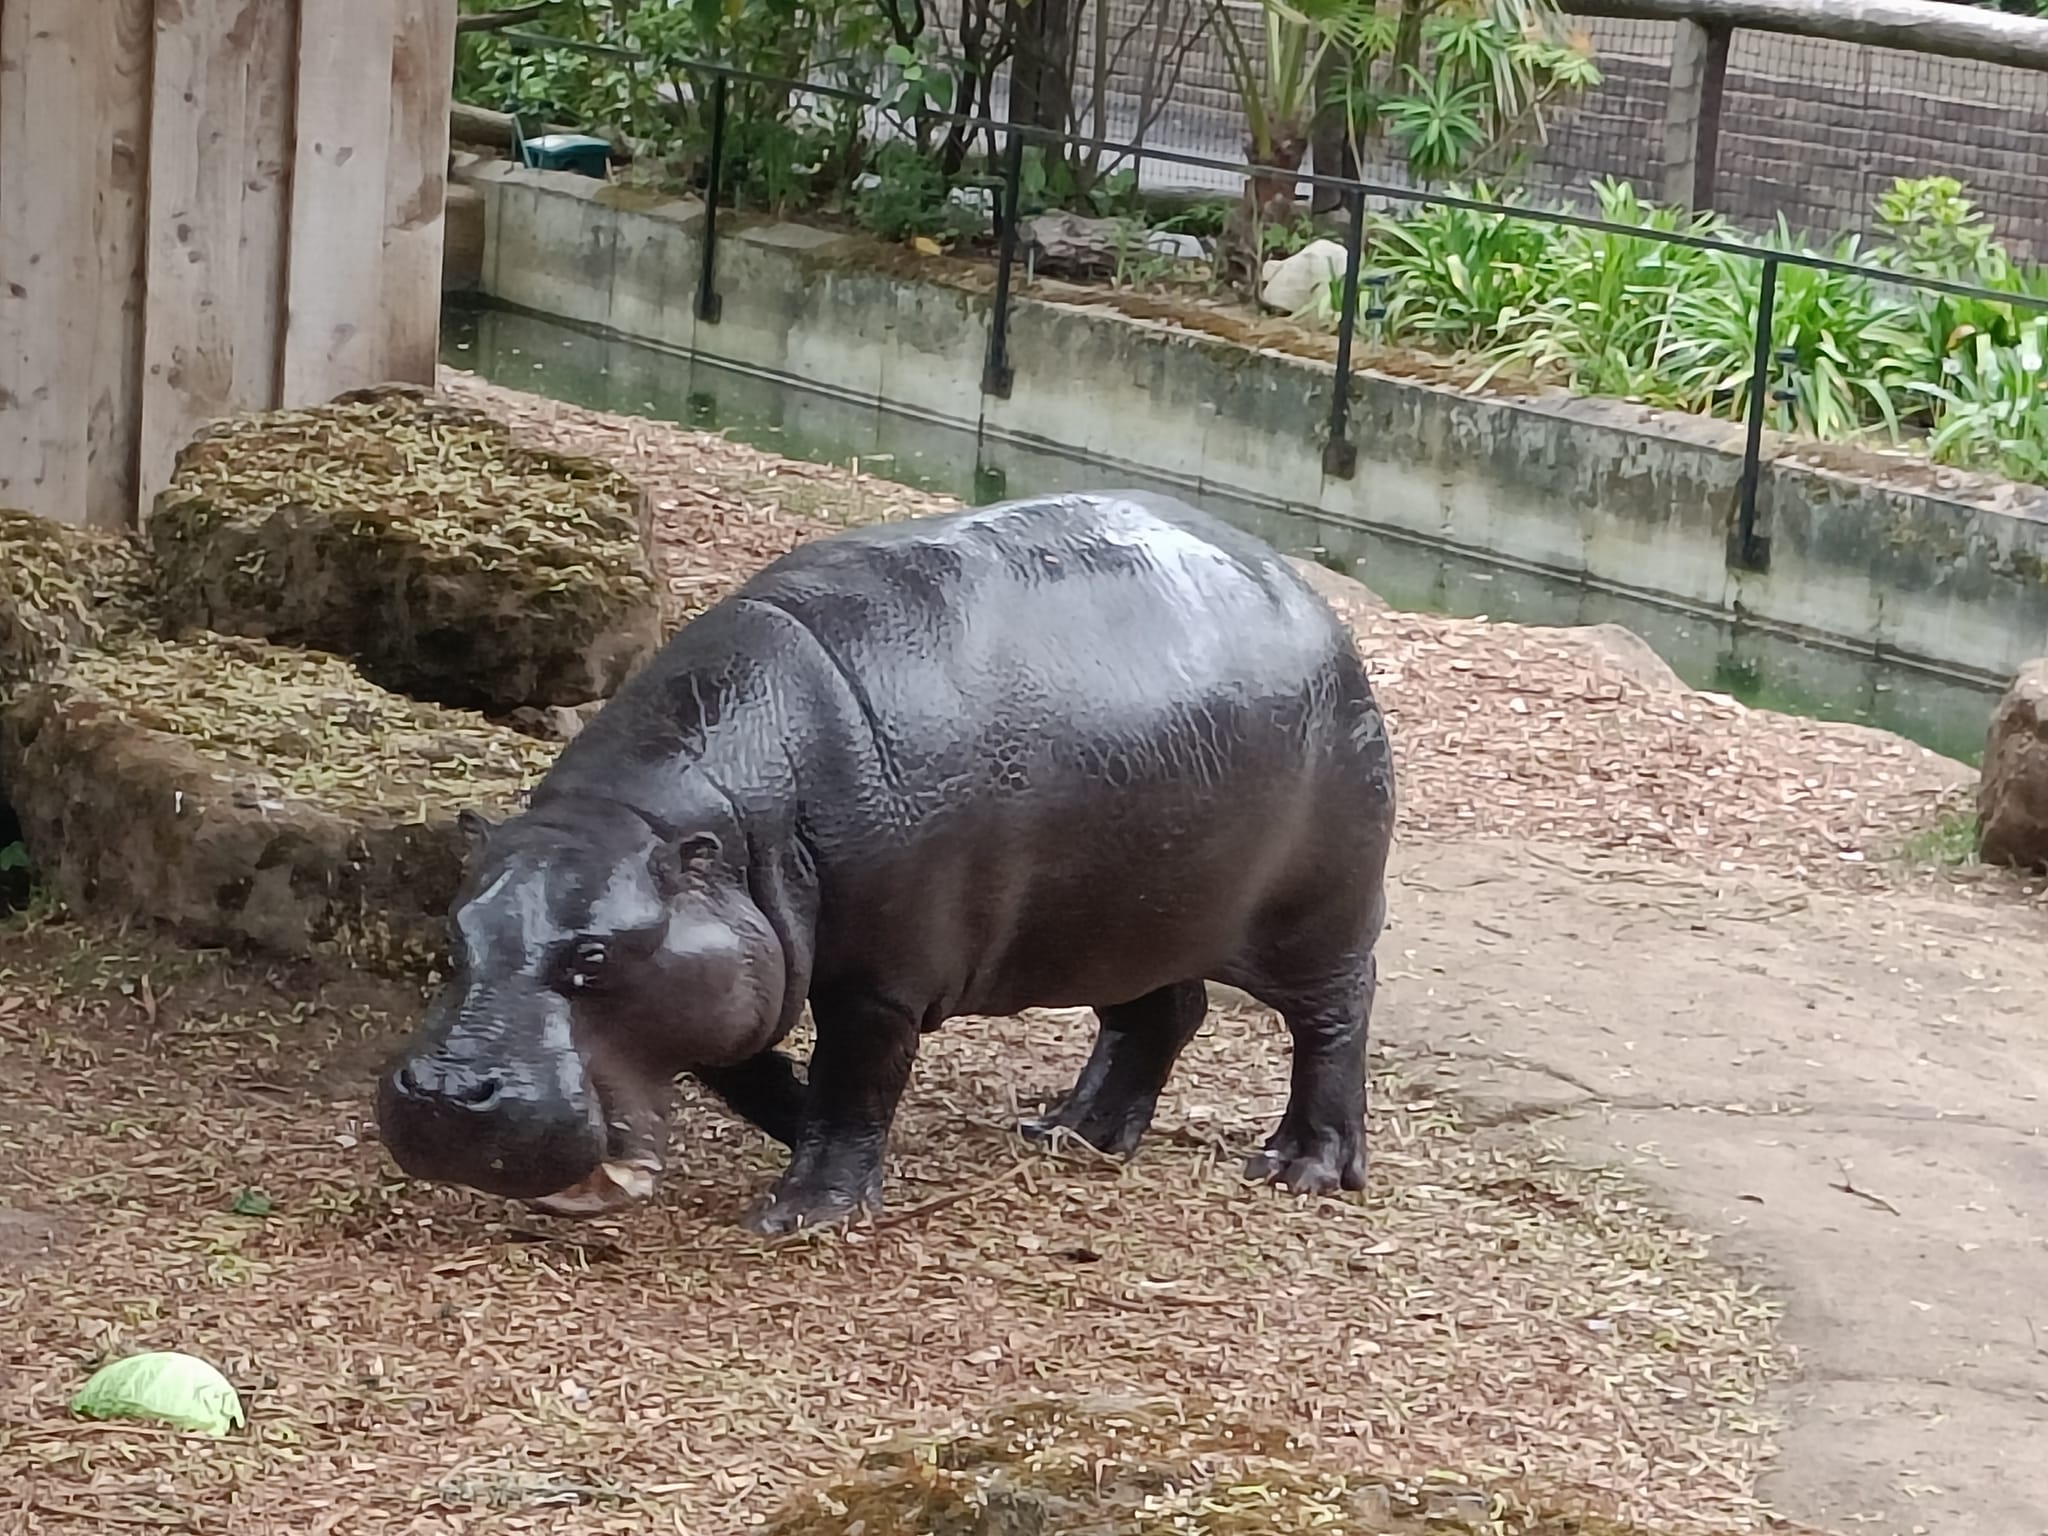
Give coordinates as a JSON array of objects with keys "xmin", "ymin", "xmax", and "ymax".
[{"xmin": 484, "ymin": 40, "xmax": 2048, "ymax": 579}]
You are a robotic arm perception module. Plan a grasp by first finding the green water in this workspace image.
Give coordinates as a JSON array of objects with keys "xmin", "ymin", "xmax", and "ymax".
[{"xmin": 442, "ymin": 301, "xmax": 2000, "ymax": 766}]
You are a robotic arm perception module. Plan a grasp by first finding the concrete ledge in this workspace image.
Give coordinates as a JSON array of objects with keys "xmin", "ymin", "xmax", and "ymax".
[{"xmin": 451, "ymin": 161, "xmax": 2048, "ymax": 687}]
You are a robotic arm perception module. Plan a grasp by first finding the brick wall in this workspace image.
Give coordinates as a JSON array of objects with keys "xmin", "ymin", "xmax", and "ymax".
[{"xmin": 1531, "ymin": 20, "xmax": 2048, "ymax": 257}]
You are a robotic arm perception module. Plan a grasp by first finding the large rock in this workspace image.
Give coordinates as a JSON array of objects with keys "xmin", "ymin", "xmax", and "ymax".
[
  {"xmin": 147, "ymin": 385, "xmax": 663, "ymax": 714},
  {"xmin": 1259, "ymin": 238, "xmax": 1347, "ymax": 320},
  {"xmin": 0, "ymin": 632, "xmax": 558, "ymax": 969},
  {"xmin": 0, "ymin": 508, "xmax": 156, "ymax": 694},
  {"xmin": 1979, "ymin": 659, "xmax": 2048, "ymax": 871}
]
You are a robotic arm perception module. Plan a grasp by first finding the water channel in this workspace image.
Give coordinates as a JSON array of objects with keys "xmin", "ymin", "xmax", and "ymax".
[{"xmin": 443, "ymin": 300, "xmax": 2001, "ymax": 766}]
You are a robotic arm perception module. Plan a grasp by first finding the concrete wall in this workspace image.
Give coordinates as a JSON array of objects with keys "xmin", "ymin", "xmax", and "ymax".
[{"xmin": 454, "ymin": 159, "xmax": 2048, "ymax": 690}]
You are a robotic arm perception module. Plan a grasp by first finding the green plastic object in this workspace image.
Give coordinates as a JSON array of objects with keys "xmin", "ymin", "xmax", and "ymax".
[{"xmin": 520, "ymin": 132, "xmax": 612, "ymax": 179}]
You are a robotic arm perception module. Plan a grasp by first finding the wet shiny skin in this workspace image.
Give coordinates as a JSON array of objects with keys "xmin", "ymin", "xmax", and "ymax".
[{"xmin": 375, "ymin": 491, "xmax": 1396, "ymax": 1233}]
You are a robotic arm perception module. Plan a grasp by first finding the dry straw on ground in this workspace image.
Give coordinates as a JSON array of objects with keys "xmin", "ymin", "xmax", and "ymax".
[{"xmin": 55, "ymin": 635, "xmax": 557, "ymax": 822}]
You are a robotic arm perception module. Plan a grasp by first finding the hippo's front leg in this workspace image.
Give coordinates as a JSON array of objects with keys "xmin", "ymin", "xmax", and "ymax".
[
  {"xmin": 692, "ymin": 1049, "xmax": 808, "ymax": 1147},
  {"xmin": 741, "ymin": 995, "xmax": 920, "ymax": 1236}
]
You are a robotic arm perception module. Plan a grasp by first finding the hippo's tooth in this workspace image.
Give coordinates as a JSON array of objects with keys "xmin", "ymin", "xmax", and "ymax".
[{"xmin": 600, "ymin": 1161, "xmax": 659, "ymax": 1201}]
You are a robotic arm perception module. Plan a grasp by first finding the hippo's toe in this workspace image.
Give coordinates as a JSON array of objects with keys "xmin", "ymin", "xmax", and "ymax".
[
  {"xmin": 742, "ymin": 1171, "xmax": 881, "ymax": 1238},
  {"xmin": 1245, "ymin": 1130, "xmax": 1366, "ymax": 1195}
]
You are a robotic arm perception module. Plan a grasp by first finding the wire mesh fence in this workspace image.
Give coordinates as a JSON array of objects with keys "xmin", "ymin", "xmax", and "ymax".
[{"xmin": 942, "ymin": 3, "xmax": 2048, "ymax": 253}]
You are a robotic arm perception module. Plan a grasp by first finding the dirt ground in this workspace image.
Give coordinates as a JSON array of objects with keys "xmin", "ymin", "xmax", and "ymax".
[
  {"xmin": 3, "ymin": 835, "xmax": 2043, "ymax": 1536},
  {"xmin": 4, "ymin": 376, "xmax": 2047, "ymax": 1533},
  {"xmin": 1380, "ymin": 841, "xmax": 2048, "ymax": 1536}
]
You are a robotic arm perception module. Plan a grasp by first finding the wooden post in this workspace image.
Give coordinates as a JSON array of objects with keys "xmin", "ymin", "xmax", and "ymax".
[
  {"xmin": 0, "ymin": 0, "xmax": 461, "ymax": 526},
  {"xmin": 1661, "ymin": 19, "xmax": 1732, "ymax": 211},
  {"xmin": 0, "ymin": 1, "xmax": 105, "ymax": 523},
  {"xmin": 282, "ymin": 0, "xmax": 398, "ymax": 406},
  {"xmin": 1561, "ymin": 0, "xmax": 2048, "ymax": 70},
  {"xmin": 380, "ymin": 0, "xmax": 459, "ymax": 384}
]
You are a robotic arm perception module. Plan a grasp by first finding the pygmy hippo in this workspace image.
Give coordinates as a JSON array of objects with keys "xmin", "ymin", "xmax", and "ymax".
[{"xmin": 375, "ymin": 490, "xmax": 1395, "ymax": 1235}]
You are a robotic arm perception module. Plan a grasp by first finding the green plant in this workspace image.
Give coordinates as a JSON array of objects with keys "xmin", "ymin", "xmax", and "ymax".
[
  {"xmin": 1349, "ymin": 188, "xmax": 1552, "ymax": 351},
  {"xmin": 0, "ymin": 841, "xmax": 27, "ymax": 873},
  {"xmin": 1014, "ymin": 147, "xmax": 1140, "ymax": 219},
  {"xmin": 852, "ymin": 143, "xmax": 982, "ymax": 244},
  {"xmin": 1475, "ymin": 177, "xmax": 1724, "ymax": 394},
  {"xmin": 1204, "ymin": 0, "xmax": 1596, "ymax": 293},
  {"xmin": 1333, "ymin": 171, "xmax": 2048, "ymax": 482},
  {"xmin": 1916, "ymin": 319, "xmax": 2048, "ymax": 483},
  {"xmin": 1896, "ymin": 806, "xmax": 1982, "ymax": 868}
]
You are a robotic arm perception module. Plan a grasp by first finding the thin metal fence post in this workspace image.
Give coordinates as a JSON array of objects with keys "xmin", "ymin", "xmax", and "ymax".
[
  {"xmin": 981, "ymin": 129, "xmax": 1024, "ymax": 399},
  {"xmin": 1733, "ymin": 255, "xmax": 1778, "ymax": 573},
  {"xmin": 696, "ymin": 72, "xmax": 728, "ymax": 324},
  {"xmin": 1321, "ymin": 187, "xmax": 1367, "ymax": 480}
]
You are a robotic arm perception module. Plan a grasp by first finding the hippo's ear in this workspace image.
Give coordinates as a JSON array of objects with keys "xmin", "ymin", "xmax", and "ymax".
[
  {"xmin": 456, "ymin": 809, "xmax": 496, "ymax": 856},
  {"xmin": 650, "ymin": 831, "xmax": 722, "ymax": 897}
]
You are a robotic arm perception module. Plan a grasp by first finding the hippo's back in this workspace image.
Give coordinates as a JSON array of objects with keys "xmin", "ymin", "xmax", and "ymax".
[{"xmin": 730, "ymin": 491, "xmax": 1350, "ymax": 753}]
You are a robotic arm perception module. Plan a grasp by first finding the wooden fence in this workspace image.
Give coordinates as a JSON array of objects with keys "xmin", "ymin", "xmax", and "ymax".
[{"xmin": 0, "ymin": 0, "xmax": 458, "ymax": 530}]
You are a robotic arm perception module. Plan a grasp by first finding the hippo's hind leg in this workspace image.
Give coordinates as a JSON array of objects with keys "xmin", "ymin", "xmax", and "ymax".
[
  {"xmin": 1020, "ymin": 980, "xmax": 1208, "ymax": 1157},
  {"xmin": 692, "ymin": 1049, "xmax": 807, "ymax": 1147},
  {"xmin": 741, "ymin": 992, "xmax": 920, "ymax": 1237},
  {"xmin": 1243, "ymin": 957, "xmax": 1376, "ymax": 1194}
]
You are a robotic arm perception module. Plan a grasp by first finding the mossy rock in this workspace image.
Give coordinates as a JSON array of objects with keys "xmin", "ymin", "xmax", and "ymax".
[
  {"xmin": 0, "ymin": 507, "xmax": 157, "ymax": 695},
  {"xmin": 764, "ymin": 1397, "xmax": 1659, "ymax": 1536},
  {"xmin": 147, "ymin": 384, "xmax": 664, "ymax": 714},
  {"xmin": 0, "ymin": 631, "xmax": 559, "ymax": 970}
]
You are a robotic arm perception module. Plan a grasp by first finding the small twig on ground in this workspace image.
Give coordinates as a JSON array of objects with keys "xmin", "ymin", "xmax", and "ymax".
[{"xmin": 1829, "ymin": 1160, "xmax": 1902, "ymax": 1216}]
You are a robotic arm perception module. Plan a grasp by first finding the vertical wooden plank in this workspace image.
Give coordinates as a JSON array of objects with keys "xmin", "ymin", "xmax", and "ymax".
[
  {"xmin": 233, "ymin": 0, "xmax": 300, "ymax": 410},
  {"xmin": 282, "ymin": 0, "xmax": 396, "ymax": 403},
  {"xmin": 84, "ymin": 0, "xmax": 156, "ymax": 529},
  {"xmin": 136, "ymin": 0, "xmax": 252, "ymax": 520},
  {"xmin": 380, "ymin": 0, "xmax": 458, "ymax": 385},
  {"xmin": 0, "ymin": 0, "xmax": 104, "ymax": 524}
]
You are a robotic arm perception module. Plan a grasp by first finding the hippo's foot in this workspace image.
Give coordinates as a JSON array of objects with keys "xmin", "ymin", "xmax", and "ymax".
[
  {"xmin": 1019, "ymin": 1094, "xmax": 1157, "ymax": 1159},
  {"xmin": 1244, "ymin": 1125, "xmax": 1366, "ymax": 1195},
  {"xmin": 1021, "ymin": 982, "xmax": 1209, "ymax": 1159},
  {"xmin": 741, "ymin": 1151, "xmax": 885, "ymax": 1238}
]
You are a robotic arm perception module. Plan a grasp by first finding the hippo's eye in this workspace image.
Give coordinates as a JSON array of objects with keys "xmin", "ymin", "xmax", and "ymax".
[{"xmin": 566, "ymin": 939, "xmax": 608, "ymax": 990}]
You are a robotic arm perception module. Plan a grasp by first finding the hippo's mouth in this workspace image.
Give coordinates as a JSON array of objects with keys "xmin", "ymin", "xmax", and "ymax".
[
  {"xmin": 525, "ymin": 1074, "xmax": 674, "ymax": 1219},
  {"xmin": 527, "ymin": 1155, "xmax": 665, "ymax": 1217}
]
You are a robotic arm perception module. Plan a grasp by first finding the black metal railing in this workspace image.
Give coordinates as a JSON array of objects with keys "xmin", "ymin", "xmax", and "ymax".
[{"xmin": 483, "ymin": 36, "xmax": 2048, "ymax": 576}]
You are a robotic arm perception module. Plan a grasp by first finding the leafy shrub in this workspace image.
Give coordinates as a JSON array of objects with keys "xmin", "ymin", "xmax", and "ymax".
[
  {"xmin": 1336, "ymin": 174, "xmax": 2048, "ymax": 484},
  {"xmin": 852, "ymin": 144, "xmax": 984, "ymax": 244}
]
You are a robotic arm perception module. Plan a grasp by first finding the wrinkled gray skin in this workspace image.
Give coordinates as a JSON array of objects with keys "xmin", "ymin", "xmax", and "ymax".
[{"xmin": 375, "ymin": 491, "xmax": 1395, "ymax": 1235}]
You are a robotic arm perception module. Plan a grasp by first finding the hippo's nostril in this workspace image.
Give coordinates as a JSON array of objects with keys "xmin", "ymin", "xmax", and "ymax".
[
  {"xmin": 393, "ymin": 1059, "xmax": 502, "ymax": 1112},
  {"xmin": 448, "ymin": 1075, "xmax": 503, "ymax": 1111}
]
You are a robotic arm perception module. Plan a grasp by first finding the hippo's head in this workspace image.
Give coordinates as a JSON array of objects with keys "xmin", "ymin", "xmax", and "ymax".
[{"xmin": 375, "ymin": 797, "xmax": 787, "ymax": 1216}]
